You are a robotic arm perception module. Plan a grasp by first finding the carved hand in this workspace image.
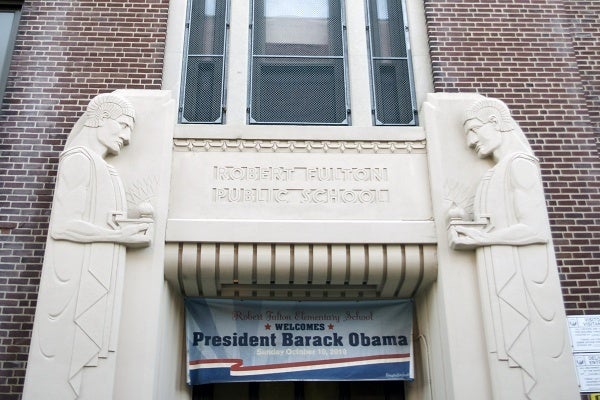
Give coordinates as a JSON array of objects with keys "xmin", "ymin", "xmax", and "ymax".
[
  {"xmin": 449, "ymin": 225, "xmax": 485, "ymax": 250},
  {"xmin": 118, "ymin": 223, "xmax": 151, "ymax": 247}
]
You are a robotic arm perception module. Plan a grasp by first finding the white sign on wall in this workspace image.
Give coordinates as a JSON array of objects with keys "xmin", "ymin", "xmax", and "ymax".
[
  {"xmin": 574, "ymin": 354, "xmax": 600, "ymax": 392},
  {"xmin": 569, "ymin": 316, "xmax": 600, "ymax": 353},
  {"xmin": 569, "ymin": 315, "xmax": 600, "ymax": 392}
]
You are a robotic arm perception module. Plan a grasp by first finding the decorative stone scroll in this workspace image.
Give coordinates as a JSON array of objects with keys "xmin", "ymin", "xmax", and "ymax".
[
  {"xmin": 23, "ymin": 93, "xmax": 153, "ymax": 400},
  {"xmin": 447, "ymin": 97, "xmax": 578, "ymax": 399}
]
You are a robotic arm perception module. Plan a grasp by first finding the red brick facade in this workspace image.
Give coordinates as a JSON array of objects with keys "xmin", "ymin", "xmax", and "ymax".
[
  {"xmin": 0, "ymin": 0, "xmax": 170, "ymax": 397},
  {"xmin": 425, "ymin": 0, "xmax": 600, "ymax": 312},
  {"xmin": 0, "ymin": 0, "xmax": 598, "ymax": 398},
  {"xmin": 425, "ymin": 2, "xmax": 599, "ymax": 398},
  {"xmin": 567, "ymin": 1, "xmax": 600, "ymax": 142}
]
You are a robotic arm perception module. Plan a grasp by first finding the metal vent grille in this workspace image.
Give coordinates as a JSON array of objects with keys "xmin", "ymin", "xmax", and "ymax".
[
  {"xmin": 367, "ymin": 0, "xmax": 416, "ymax": 126},
  {"xmin": 373, "ymin": 60, "xmax": 413, "ymax": 124},
  {"xmin": 251, "ymin": 60, "xmax": 347, "ymax": 124},
  {"xmin": 180, "ymin": 0, "xmax": 228, "ymax": 123},
  {"xmin": 183, "ymin": 57, "xmax": 224, "ymax": 123},
  {"xmin": 250, "ymin": 0, "xmax": 348, "ymax": 125}
]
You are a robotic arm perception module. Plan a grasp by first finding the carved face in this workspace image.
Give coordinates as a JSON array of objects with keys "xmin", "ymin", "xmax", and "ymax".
[
  {"xmin": 464, "ymin": 117, "xmax": 502, "ymax": 159},
  {"xmin": 96, "ymin": 115, "xmax": 134, "ymax": 155}
]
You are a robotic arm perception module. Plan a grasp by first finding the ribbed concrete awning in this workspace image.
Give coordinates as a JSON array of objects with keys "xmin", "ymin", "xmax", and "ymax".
[{"xmin": 164, "ymin": 243, "xmax": 436, "ymax": 299}]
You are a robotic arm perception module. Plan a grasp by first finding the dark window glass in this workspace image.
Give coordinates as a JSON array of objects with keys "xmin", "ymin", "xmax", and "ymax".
[
  {"xmin": 250, "ymin": 0, "xmax": 348, "ymax": 125},
  {"xmin": 367, "ymin": 0, "xmax": 416, "ymax": 125},
  {"xmin": 192, "ymin": 381, "xmax": 405, "ymax": 400},
  {"xmin": 181, "ymin": 0, "xmax": 228, "ymax": 123},
  {"xmin": 0, "ymin": 2, "xmax": 22, "ymax": 104}
]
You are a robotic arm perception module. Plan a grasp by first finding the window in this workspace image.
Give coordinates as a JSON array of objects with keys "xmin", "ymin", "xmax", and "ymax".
[
  {"xmin": 366, "ymin": 0, "xmax": 417, "ymax": 125},
  {"xmin": 249, "ymin": 0, "xmax": 349, "ymax": 125},
  {"xmin": 0, "ymin": 1, "xmax": 22, "ymax": 103},
  {"xmin": 180, "ymin": 0, "xmax": 229, "ymax": 123},
  {"xmin": 174, "ymin": 0, "xmax": 427, "ymax": 128}
]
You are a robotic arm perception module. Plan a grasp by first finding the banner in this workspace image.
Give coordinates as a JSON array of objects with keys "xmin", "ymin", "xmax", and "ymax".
[{"xmin": 185, "ymin": 299, "xmax": 413, "ymax": 385}]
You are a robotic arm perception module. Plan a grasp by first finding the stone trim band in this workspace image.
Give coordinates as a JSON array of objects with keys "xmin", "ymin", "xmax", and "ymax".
[{"xmin": 173, "ymin": 139, "xmax": 427, "ymax": 154}]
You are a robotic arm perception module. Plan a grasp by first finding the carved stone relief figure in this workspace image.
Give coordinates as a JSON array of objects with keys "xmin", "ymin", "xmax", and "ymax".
[
  {"xmin": 23, "ymin": 93, "xmax": 153, "ymax": 399},
  {"xmin": 448, "ymin": 97, "xmax": 578, "ymax": 399}
]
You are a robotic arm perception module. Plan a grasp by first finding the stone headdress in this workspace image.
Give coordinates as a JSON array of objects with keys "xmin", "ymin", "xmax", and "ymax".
[
  {"xmin": 463, "ymin": 97, "xmax": 516, "ymax": 132},
  {"xmin": 82, "ymin": 93, "xmax": 135, "ymax": 128},
  {"xmin": 463, "ymin": 96, "xmax": 533, "ymax": 154},
  {"xmin": 66, "ymin": 93, "xmax": 135, "ymax": 148}
]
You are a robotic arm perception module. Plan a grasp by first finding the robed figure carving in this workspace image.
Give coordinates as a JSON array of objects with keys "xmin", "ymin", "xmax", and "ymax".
[
  {"xmin": 24, "ymin": 93, "xmax": 152, "ymax": 399},
  {"xmin": 448, "ymin": 98, "xmax": 578, "ymax": 399}
]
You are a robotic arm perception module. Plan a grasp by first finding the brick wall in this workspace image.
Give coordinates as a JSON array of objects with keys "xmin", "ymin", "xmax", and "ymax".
[
  {"xmin": 0, "ymin": 0, "xmax": 170, "ymax": 397},
  {"xmin": 566, "ymin": 1, "xmax": 600, "ymax": 149},
  {"xmin": 563, "ymin": 1, "xmax": 600, "ymax": 315},
  {"xmin": 424, "ymin": 0, "xmax": 600, "ymax": 305},
  {"xmin": 425, "ymin": 2, "xmax": 599, "ymax": 397}
]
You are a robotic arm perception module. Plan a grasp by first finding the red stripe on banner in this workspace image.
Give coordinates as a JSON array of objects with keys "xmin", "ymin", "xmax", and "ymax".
[
  {"xmin": 189, "ymin": 353, "xmax": 410, "ymax": 371},
  {"xmin": 189, "ymin": 359, "xmax": 242, "ymax": 366}
]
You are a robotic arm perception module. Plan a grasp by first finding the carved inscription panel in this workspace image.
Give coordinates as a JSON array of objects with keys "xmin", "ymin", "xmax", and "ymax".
[
  {"xmin": 213, "ymin": 166, "xmax": 390, "ymax": 205},
  {"xmin": 169, "ymin": 147, "xmax": 432, "ymax": 221}
]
